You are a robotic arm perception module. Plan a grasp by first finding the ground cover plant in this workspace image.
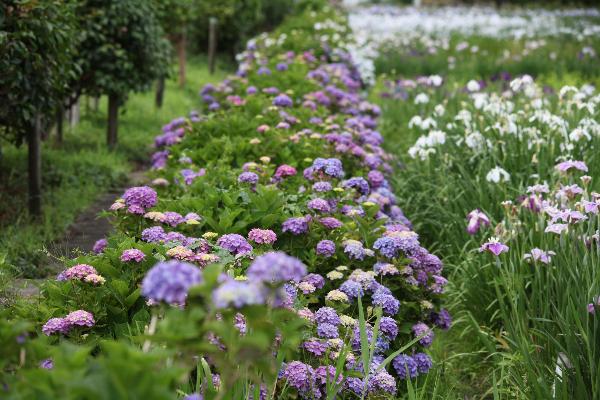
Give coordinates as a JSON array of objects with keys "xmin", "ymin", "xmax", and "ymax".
[{"xmin": 1, "ymin": 3, "xmax": 450, "ymax": 399}]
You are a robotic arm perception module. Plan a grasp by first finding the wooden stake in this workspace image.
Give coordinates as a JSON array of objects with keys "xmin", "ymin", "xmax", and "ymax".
[
  {"xmin": 28, "ymin": 115, "xmax": 42, "ymax": 217},
  {"xmin": 107, "ymin": 94, "xmax": 119, "ymax": 150},
  {"xmin": 208, "ymin": 17, "xmax": 217, "ymax": 75},
  {"xmin": 156, "ymin": 76, "xmax": 165, "ymax": 108}
]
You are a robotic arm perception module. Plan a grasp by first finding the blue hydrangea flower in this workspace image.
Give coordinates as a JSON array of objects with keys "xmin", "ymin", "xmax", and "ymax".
[
  {"xmin": 212, "ymin": 280, "xmax": 265, "ymax": 309},
  {"xmin": 392, "ymin": 354, "xmax": 418, "ymax": 379},
  {"xmin": 339, "ymin": 280, "xmax": 364, "ymax": 299},
  {"xmin": 141, "ymin": 261, "xmax": 202, "ymax": 304},
  {"xmin": 343, "ymin": 177, "xmax": 370, "ymax": 195}
]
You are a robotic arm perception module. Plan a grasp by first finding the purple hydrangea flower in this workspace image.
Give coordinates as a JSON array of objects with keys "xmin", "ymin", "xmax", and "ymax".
[
  {"xmin": 346, "ymin": 377, "xmax": 366, "ymax": 395},
  {"xmin": 319, "ymin": 217, "xmax": 342, "ymax": 230},
  {"xmin": 217, "ymin": 234, "xmax": 253, "ymax": 255},
  {"xmin": 367, "ymin": 170, "xmax": 385, "ymax": 188},
  {"xmin": 307, "ymin": 198, "xmax": 331, "ymax": 213},
  {"xmin": 412, "ymin": 322, "xmax": 434, "ymax": 347},
  {"xmin": 181, "ymin": 168, "xmax": 205, "ymax": 185},
  {"xmin": 316, "ymin": 240, "xmax": 336, "ymax": 257},
  {"xmin": 369, "ymin": 371, "xmax": 397, "ymax": 395},
  {"xmin": 257, "ymin": 66, "xmax": 271, "ymax": 76},
  {"xmin": 282, "ymin": 361, "xmax": 316, "ymax": 395},
  {"xmin": 317, "ymin": 322, "xmax": 339, "ymax": 339},
  {"xmin": 343, "ymin": 240, "xmax": 367, "ymax": 260},
  {"xmin": 314, "ymin": 365, "xmax": 343, "ymax": 386},
  {"xmin": 372, "ymin": 290, "xmax": 400, "ymax": 315},
  {"xmin": 312, "ymin": 181, "xmax": 332, "ymax": 192},
  {"xmin": 183, "ymin": 394, "xmax": 203, "ymax": 400},
  {"xmin": 413, "ymin": 353, "xmax": 433, "ymax": 374},
  {"xmin": 432, "ymin": 309, "xmax": 452, "ymax": 330},
  {"xmin": 141, "ymin": 261, "xmax": 202, "ymax": 304},
  {"xmin": 92, "ymin": 238, "xmax": 108, "ymax": 254},
  {"xmin": 141, "ymin": 226, "xmax": 166, "ymax": 243},
  {"xmin": 238, "ymin": 171, "xmax": 259, "ymax": 185},
  {"xmin": 122, "ymin": 186, "xmax": 158, "ymax": 214},
  {"xmin": 302, "ymin": 273, "xmax": 325, "ymax": 289},
  {"xmin": 393, "ymin": 354, "xmax": 418, "ymax": 379},
  {"xmin": 373, "ymin": 232, "xmax": 420, "ymax": 259},
  {"xmin": 282, "ymin": 216, "xmax": 309, "ymax": 235},
  {"xmin": 379, "ymin": 316, "xmax": 398, "ymax": 340},
  {"xmin": 162, "ymin": 211, "xmax": 184, "ymax": 227},
  {"xmin": 273, "ymin": 94, "xmax": 293, "ymax": 107},
  {"xmin": 121, "ymin": 249, "xmax": 146, "ymax": 263},
  {"xmin": 247, "ymin": 252, "xmax": 307, "ymax": 284},
  {"xmin": 315, "ymin": 307, "xmax": 341, "ymax": 326},
  {"xmin": 42, "ymin": 318, "xmax": 70, "ymax": 336},
  {"xmin": 303, "ymin": 340, "xmax": 329, "ymax": 357},
  {"xmin": 305, "ymin": 158, "xmax": 345, "ymax": 180}
]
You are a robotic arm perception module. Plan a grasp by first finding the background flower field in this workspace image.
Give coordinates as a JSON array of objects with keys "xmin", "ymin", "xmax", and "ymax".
[{"xmin": 1, "ymin": 0, "xmax": 599, "ymax": 399}]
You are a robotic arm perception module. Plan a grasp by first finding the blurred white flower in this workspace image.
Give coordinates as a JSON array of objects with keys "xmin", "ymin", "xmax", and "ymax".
[{"xmin": 486, "ymin": 167, "xmax": 511, "ymax": 183}]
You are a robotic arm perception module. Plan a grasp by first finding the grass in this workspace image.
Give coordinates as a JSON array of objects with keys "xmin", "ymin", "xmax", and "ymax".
[{"xmin": 0, "ymin": 56, "xmax": 230, "ymax": 278}]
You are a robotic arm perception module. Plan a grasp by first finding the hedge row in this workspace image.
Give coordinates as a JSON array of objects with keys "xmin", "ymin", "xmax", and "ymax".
[{"xmin": 2, "ymin": 4, "xmax": 448, "ymax": 399}]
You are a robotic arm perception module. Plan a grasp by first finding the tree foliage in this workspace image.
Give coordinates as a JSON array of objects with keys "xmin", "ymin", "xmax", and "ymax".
[
  {"xmin": 0, "ymin": 0, "xmax": 78, "ymax": 145},
  {"xmin": 192, "ymin": 0, "xmax": 294, "ymax": 55},
  {"xmin": 73, "ymin": 0, "xmax": 171, "ymax": 100}
]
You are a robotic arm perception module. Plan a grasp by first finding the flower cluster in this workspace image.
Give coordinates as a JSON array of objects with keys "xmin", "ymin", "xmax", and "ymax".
[{"xmin": 42, "ymin": 310, "xmax": 95, "ymax": 336}]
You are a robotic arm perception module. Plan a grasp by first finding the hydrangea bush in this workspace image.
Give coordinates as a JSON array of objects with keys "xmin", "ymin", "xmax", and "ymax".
[{"xmin": 2, "ymin": 3, "xmax": 448, "ymax": 399}]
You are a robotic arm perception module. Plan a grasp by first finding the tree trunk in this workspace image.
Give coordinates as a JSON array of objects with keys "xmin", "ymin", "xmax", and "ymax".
[
  {"xmin": 208, "ymin": 18, "xmax": 218, "ymax": 75},
  {"xmin": 155, "ymin": 77, "xmax": 165, "ymax": 108},
  {"xmin": 56, "ymin": 105, "xmax": 63, "ymax": 145},
  {"xmin": 107, "ymin": 94, "xmax": 119, "ymax": 150},
  {"xmin": 28, "ymin": 116, "xmax": 42, "ymax": 217},
  {"xmin": 93, "ymin": 96, "xmax": 99, "ymax": 112},
  {"xmin": 69, "ymin": 98, "xmax": 80, "ymax": 127},
  {"xmin": 177, "ymin": 32, "xmax": 187, "ymax": 87}
]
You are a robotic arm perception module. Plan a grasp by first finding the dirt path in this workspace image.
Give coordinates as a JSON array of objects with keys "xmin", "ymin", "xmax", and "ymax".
[{"xmin": 12, "ymin": 170, "xmax": 147, "ymax": 298}]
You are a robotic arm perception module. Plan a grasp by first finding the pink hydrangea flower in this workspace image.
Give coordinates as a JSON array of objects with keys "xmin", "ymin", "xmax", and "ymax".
[
  {"xmin": 121, "ymin": 249, "xmax": 146, "ymax": 263},
  {"xmin": 64, "ymin": 310, "xmax": 95, "ymax": 328},
  {"xmin": 247, "ymin": 228, "xmax": 277, "ymax": 244},
  {"xmin": 57, "ymin": 264, "xmax": 97, "ymax": 281}
]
